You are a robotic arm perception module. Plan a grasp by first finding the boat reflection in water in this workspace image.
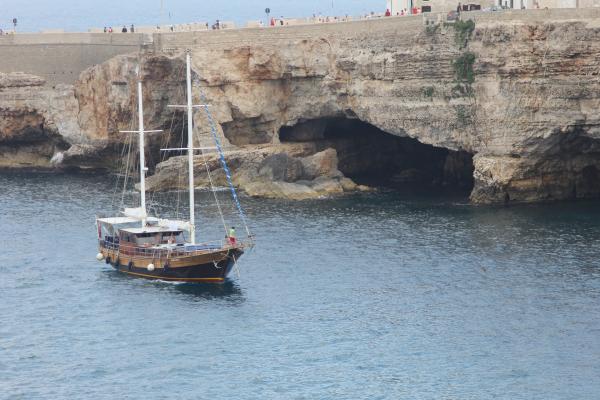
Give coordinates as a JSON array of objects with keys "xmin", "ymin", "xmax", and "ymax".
[
  {"xmin": 101, "ymin": 268, "xmax": 244, "ymax": 301},
  {"xmin": 173, "ymin": 280, "xmax": 244, "ymax": 300}
]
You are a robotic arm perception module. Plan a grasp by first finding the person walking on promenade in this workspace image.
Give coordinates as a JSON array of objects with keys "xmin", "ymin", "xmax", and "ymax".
[
  {"xmin": 122, "ymin": 26, "xmax": 127, "ymax": 33},
  {"xmin": 270, "ymin": 17, "xmax": 275, "ymax": 26},
  {"xmin": 385, "ymin": 8, "xmax": 391, "ymax": 16},
  {"xmin": 108, "ymin": 26, "xmax": 113, "ymax": 33},
  {"xmin": 130, "ymin": 24, "xmax": 134, "ymax": 33},
  {"xmin": 457, "ymin": 2, "xmax": 462, "ymax": 13},
  {"xmin": 103, "ymin": 26, "xmax": 107, "ymax": 33}
]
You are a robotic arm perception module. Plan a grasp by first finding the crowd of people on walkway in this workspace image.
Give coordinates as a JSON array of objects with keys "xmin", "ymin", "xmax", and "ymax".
[
  {"xmin": 268, "ymin": 8, "xmax": 425, "ymax": 28},
  {"xmin": 383, "ymin": 8, "xmax": 422, "ymax": 16},
  {"xmin": 3, "ymin": 5, "xmax": 525, "ymax": 36},
  {"xmin": 0, "ymin": 18, "xmax": 17, "ymax": 35},
  {"xmin": 103, "ymin": 24, "xmax": 135, "ymax": 33}
]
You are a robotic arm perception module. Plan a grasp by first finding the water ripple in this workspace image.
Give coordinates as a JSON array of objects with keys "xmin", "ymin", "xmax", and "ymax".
[{"xmin": 1, "ymin": 173, "xmax": 599, "ymax": 399}]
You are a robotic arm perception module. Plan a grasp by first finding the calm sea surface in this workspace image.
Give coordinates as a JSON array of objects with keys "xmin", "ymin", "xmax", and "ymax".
[
  {"xmin": 1, "ymin": 172, "xmax": 600, "ymax": 399},
  {"xmin": 1, "ymin": 0, "xmax": 384, "ymax": 33}
]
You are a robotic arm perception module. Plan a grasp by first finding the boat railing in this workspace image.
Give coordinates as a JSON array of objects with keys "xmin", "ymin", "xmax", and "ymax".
[{"xmin": 99, "ymin": 239, "xmax": 240, "ymax": 260}]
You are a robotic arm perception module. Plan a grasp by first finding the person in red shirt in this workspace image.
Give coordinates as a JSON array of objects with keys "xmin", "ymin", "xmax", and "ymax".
[{"xmin": 385, "ymin": 8, "xmax": 391, "ymax": 16}]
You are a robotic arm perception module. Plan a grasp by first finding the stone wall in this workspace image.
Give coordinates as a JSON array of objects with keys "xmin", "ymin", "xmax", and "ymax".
[
  {"xmin": 0, "ymin": 33, "xmax": 150, "ymax": 85},
  {"xmin": 152, "ymin": 14, "xmax": 426, "ymax": 51}
]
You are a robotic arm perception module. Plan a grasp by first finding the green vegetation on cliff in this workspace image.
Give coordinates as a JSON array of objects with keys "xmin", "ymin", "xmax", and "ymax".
[
  {"xmin": 455, "ymin": 105, "xmax": 473, "ymax": 126},
  {"xmin": 453, "ymin": 52, "xmax": 476, "ymax": 84},
  {"xmin": 452, "ymin": 19, "xmax": 475, "ymax": 49}
]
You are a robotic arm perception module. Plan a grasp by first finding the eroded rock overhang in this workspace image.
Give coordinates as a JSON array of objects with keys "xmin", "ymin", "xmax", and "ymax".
[{"xmin": 2, "ymin": 10, "xmax": 600, "ymax": 203}]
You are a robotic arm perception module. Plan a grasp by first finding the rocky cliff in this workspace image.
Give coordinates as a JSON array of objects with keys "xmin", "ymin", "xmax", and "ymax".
[{"xmin": 2, "ymin": 11, "xmax": 600, "ymax": 203}]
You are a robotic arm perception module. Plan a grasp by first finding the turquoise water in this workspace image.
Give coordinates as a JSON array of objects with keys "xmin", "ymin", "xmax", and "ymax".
[
  {"xmin": 1, "ymin": 0, "xmax": 384, "ymax": 33},
  {"xmin": 1, "ymin": 172, "xmax": 600, "ymax": 399}
]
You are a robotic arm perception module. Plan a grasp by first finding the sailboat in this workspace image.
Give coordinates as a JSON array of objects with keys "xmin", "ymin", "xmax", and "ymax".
[{"xmin": 95, "ymin": 51, "xmax": 253, "ymax": 283}]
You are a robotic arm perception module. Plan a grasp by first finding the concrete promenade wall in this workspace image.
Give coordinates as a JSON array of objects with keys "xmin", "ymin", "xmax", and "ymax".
[
  {"xmin": 0, "ymin": 33, "xmax": 150, "ymax": 85},
  {"xmin": 1, "ymin": 8, "xmax": 599, "ymax": 85},
  {"xmin": 153, "ymin": 15, "xmax": 426, "ymax": 50},
  {"xmin": 153, "ymin": 8, "xmax": 600, "ymax": 51}
]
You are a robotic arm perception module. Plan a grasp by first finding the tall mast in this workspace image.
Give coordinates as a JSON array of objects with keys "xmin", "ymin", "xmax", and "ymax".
[
  {"xmin": 186, "ymin": 51, "xmax": 196, "ymax": 243},
  {"xmin": 138, "ymin": 78, "xmax": 147, "ymax": 227}
]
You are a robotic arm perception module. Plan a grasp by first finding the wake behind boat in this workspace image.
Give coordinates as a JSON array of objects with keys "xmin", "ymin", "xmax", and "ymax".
[{"xmin": 95, "ymin": 51, "xmax": 253, "ymax": 283}]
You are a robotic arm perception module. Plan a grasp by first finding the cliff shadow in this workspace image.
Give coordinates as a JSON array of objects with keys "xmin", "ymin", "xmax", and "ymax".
[{"xmin": 279, "ymin": 117, "xmax": 474, "ymax": 196}]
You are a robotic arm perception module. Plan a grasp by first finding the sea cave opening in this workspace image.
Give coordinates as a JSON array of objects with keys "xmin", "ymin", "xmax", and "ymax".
[{"xmin": 279, "ymin": 117, "xmax": 475, "ymax": 195}]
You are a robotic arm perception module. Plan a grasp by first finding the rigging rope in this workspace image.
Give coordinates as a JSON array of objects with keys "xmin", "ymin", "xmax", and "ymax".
[
  {"xmin": 193, "ymin": 75, "xmax": 252, "ymax": 238},
  {"xmin": 111, "ymin": 111, "xmax": 136, "ymax": 212},
  {"xmin": 108, "ymin": 56, "xmax": 252, "ymax": 245},
  {"xmin": 195, "ymin": 130, "xmax": 228, "ymax": 235},
  {"xmin": 148, "ymin": 59, "xmax": 188, "ymax": 220},
  {"xmin": 120, "ymin": 132, "xmax": 134, "ymax": 212},
  {"xmin": 175, "ymin": 118, "xmax": 186, "ymax": 220}
]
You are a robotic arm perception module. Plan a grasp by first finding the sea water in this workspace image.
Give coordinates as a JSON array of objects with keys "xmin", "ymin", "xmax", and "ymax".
[
  {"xmin": 1, "ymin": 0, "xmax": 386, "ymax": 33},
  {"xmin": 1, "ymin": 172, "xmax": 600, "ymax": 399}
]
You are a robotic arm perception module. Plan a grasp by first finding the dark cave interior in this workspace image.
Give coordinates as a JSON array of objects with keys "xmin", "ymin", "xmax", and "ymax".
[{"xmin": 280, "ymin": 117, "xmax": 474, "ymax": 194}]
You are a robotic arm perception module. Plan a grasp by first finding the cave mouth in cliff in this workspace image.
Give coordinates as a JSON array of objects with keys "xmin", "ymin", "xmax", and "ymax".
[{"xmin": 279, "ymin": 118, "xmax": 475, "ymax": 195}]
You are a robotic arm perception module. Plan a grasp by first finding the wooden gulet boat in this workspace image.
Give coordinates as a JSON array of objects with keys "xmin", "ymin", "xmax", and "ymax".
[{"xmin": 95, "ymin": 51, "xmax": 253, "ymax": 283}]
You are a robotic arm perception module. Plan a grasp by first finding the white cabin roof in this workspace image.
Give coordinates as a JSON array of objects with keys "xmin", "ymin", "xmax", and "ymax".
[
  {"xmin": 120, "ymin": 227, "xmax": 182, "ymax": 234},
  {"xmin": 97, "ymin": 216, "xmax": 191, "ymax": 232},
  {"xmin": 97, "ymin": 216, "xmax": 140, "ymax": 225}
]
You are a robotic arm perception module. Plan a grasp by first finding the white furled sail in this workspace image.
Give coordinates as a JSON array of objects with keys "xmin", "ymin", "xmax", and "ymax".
[{"xmin": 123, "ymin": 207, "xmax": 147, "ymax": 220}]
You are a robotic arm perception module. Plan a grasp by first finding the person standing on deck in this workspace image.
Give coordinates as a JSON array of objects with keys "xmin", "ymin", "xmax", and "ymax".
[{"xmin": 228, "ymin": 227, "xmax": 237, "ymax": 245}]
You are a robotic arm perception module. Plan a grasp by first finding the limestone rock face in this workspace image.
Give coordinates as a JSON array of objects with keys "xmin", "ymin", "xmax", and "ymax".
[
  {"xmin": 258, "ymin": 153, "xmax": 304, "ymax": 182},
  {"xmin": 246, "ymin": 148, "xmax": 352, "ymax": 199},
  {"xmin": 0, "ymin": 72, "xmax": 78, "ymax": 168},
  {"xmin": 74, "ymin": 55, "xmax": 187, "ymax": 145},
  {"xmin": 0, "ymin": 72, "xmax": 45, "ymax": 89},
  {"xmin": 3, "ymin": 14, "xmax": 600, "ymax": 203},
  {"xmin": 301, "ymin": 148, "xmax": 340, "ymax": 180},
  {"xmin": 145, "ymin": 17, "xmax": 600, "ymax": 203},
  {"xmin": 144, "ymin": 143, "xmax": 356, "ymax": 200}
]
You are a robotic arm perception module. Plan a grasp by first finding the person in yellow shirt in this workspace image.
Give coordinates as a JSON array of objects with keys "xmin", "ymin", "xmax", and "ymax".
[{"xmin": 228, "ymin": 227, "xmax": 236, "ymax": 245}]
